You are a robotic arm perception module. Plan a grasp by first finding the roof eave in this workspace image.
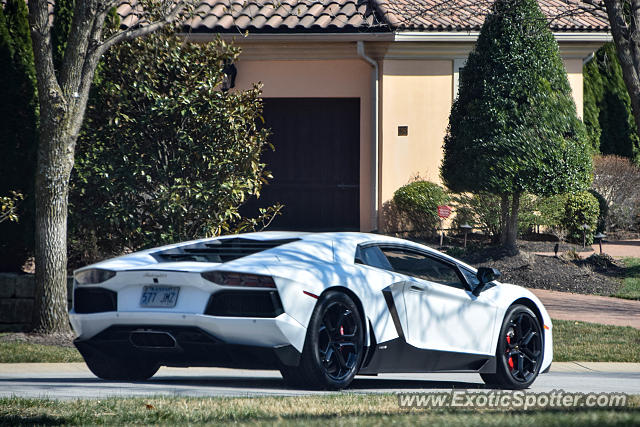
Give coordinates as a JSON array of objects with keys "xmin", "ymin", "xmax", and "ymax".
[
  {"xmin": 181, "ymin": 32, "xmax": 395, "ymax": 42},
  {"xmin": 182, "ymin": 30, "xmax": 611, "ymax": 43},
  {"xmin": 394, "ymin": 31, "xmax": 611, "ymax": 42}
]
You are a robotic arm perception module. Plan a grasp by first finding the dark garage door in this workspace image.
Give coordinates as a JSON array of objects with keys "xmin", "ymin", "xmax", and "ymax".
[{"xmin": 244, "ymin": 98, "xmax": 360, "ymax": 231}]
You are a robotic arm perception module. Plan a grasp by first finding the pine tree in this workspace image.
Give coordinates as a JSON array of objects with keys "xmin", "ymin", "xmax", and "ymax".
[
  {"xmin": 0, "ymin": 0, "xmax": 38, "ymax": 271},
  {"xmin": 441, "ymin": 0, "xmax": 592, "ymax": 252}
]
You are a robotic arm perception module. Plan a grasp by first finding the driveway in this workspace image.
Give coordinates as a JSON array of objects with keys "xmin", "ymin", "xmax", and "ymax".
[{"xmin": 530, "ymin": 288, "xmax": 640, "ymax": 329}]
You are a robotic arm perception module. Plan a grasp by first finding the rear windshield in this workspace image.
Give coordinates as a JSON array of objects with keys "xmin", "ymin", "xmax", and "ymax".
[{"xmin": 151, "ymin": 238, "xmax": 299, "ymax": 263}]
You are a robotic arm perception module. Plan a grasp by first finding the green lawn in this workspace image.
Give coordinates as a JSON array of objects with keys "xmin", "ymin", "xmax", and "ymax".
[
  {"xmin": 0, "ymin": 341, "xmax": 82, "ymax": 363},
  {"xmin": 552, "ymin": 319, "xmax": 640, "ymax": 362},
  {"xmin": 614, "ymin": 257, "xmax": 640, "ymax": 300},
  {"xmin": 0, "ymin": 395, "xmax": 638, "ymax": 426}
]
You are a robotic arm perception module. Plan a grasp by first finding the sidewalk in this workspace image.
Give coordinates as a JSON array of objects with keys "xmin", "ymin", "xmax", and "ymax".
[{"xmin": 530, "ymin": 288, "xmax": 640, "ymax": 329}]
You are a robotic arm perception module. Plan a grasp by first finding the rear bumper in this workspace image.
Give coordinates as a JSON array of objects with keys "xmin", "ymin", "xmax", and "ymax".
[
  {"xmin": 70, "ymin": 310, "xmax": 307, "ymax": 369},
  {"xmin": 74, "ymin": 325, "xmax": 301, "ymax": 369},
  {"xmin": 70, "ymin": 310, "xmax": 306, "ymax": 349}
]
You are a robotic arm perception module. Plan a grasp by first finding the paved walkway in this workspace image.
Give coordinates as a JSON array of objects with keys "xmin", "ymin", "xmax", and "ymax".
[
  {"xmin": 595, "ymin": 239, "xmax": 640, "ymax": 258},
  {"xmin": 530, "ymin": 288, "xmax": 640, "ymax": 329}
]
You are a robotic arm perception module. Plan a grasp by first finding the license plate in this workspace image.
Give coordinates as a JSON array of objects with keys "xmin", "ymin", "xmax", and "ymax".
[{"xmin": 140, "ymin": 286, "xmax": 179, "ymax": 308}]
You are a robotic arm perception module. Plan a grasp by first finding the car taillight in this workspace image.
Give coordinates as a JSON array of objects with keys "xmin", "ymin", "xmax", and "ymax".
[
  {"xmin": 201, "ymin": 271, "xmax": 276, "ymax": 288},
  {"xmin": 74, "ymin": 269, "xmax": 116, "ymax": 285}
]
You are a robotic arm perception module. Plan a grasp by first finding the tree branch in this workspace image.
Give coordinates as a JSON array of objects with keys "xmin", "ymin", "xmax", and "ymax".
[
  {"xmin": 59, "ymin": 0, "xmax": 104, "ymax": 94},
  {"xmin": 28, "ymin": 0, "xmax": 63, "ymax": 109},
  {"xmin": 94, "ymin": 0, "xmax": 191, "ymax": 59},
  {"xmin": 582, "ymin": 0, "xmax": 606, "ymax": 12},
  {"xmin": 68, "ymin": 2, "xmax": 115, "ymax": 137}
]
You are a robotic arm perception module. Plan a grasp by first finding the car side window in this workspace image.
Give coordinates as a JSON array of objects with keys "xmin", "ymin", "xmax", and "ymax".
[
  {"xmin": 356, "ymin": 245, "xmax": 394, "ymax": 271},
  {"xmin": 380, "ymin": 248, "xmax": 466, "ymax": 290}
]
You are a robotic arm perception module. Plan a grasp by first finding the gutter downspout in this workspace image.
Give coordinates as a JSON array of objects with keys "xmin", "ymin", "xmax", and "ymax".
[
  {"xmin": 357, "ymin": 40, "xmax": 379, "ymax": 231},
  {"xmin": 583, "ymin": 52, "xmax": 595, "ymax": 65}
]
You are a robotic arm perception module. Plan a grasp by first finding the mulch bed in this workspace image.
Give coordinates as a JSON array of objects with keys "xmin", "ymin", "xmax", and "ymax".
[
  {"xmin": 459, "ymin": 247, "xmax": 624, "ymax": 296},
  {"xmin": 407, "ymin": 235, "xmax": 625, "ymax": 296}
]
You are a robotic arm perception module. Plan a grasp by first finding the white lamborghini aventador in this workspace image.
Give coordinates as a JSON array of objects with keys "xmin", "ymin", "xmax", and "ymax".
[{"xmin": 70, "ymin": 232, "xmax": 552, "ymax": 390}]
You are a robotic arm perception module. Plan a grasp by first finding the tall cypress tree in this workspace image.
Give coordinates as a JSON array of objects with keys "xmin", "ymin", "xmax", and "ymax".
[
  {"xmin": 441, "ymin": 0, "xmax": 592, "ymax": 252},
  {"xmin": 0, "ymin": 0, "xmax": 38, "ymax": 271},
  {"xmin": 583, "ymin": 56, "xmax": 603, "ymax": 153},
  {"xmin": 584, "ymin": 43, "xmax": 640, "ymax": 162}
]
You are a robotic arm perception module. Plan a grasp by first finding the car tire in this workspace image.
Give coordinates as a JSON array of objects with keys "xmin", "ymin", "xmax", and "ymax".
[
  {"xmin": 481, "ymin": 304, "xmax": 543, "ymax": 389},
  {"xmin": 84, "ymin": 353, "xmax": 159, "ymax": 381},
  {"xmin": 280, "ymin": 290, "xmax": 364, "ymax": 390}
]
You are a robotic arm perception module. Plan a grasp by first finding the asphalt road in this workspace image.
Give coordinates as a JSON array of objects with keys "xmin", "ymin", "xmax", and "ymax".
[{"xmin": 1, "ymin": 363, "xmax": 639, "ymax": 399}]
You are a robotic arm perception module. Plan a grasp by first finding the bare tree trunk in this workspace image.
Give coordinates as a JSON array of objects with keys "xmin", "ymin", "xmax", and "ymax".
[
  {"xmin": 499, "ymin": 193, "xmax": 509, "ymax": 245},
  {"xmin": 26, "ymin": 0, "xmax": 191, "ymax": 333},
  {"xmin": 32, "ymin": 130, "xmax": 74, "ymax": 332},
  {"xmin": 499, "ymin": 192, "xmax": 520, "ymax": 254},
  {"xmin": 504, "ymin": 192, "xmax": 520, "ymax": 254}
]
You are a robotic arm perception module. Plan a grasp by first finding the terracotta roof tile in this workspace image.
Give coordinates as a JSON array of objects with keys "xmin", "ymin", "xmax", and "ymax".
[{"xmin": 108, "ymin": 0, "xmax": 609, "ymax": 33}]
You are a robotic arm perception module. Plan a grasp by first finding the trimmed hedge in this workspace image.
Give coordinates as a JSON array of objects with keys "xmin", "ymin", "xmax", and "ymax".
[{"xmin": 393, "ymin": 181, "xmax": 450, "ymax": 233}]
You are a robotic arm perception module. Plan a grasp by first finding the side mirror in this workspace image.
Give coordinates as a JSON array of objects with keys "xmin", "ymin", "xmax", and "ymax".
[
  {"xmin": 476, "ymin": 267, "xmax": 501, "ymax": 284},
  {"xmin": 472, "ymin": 267, "xmax": 501, "ymax": 296}
]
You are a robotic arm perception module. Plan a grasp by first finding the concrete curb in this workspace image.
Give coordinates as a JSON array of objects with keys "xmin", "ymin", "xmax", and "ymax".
[{"xmin": 550, "ymin": 362, "xmax": 640, "ymax": 373}]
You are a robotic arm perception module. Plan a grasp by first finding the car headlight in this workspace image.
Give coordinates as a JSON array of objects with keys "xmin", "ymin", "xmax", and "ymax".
[
  {"xmin": 201, "ymin": 271, "xmax": 276, "ymax": 288},
  {"xmin": 75, "ymin": 269, "xmax": 116, "ymax": 285}
]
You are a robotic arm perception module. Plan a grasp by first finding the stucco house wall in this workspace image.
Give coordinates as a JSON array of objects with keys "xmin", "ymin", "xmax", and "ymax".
[
  {"xmin": 220, "ymin": 36, "xmax": 603, "ymax": 231},
  {"xmin": 233, "ymin": 58, "xmax": 374, "ymax": 230}
]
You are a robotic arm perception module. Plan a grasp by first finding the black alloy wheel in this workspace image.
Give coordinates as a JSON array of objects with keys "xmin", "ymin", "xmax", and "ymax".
[
  {"xmin": 317, "ymin": 300, "xmax": 361, "ymax": 381},
  {"xmin": 279, "ymin": 291, "xmax": 364, "ymax": 389},
  {"xmin": 481, "ymin": 305, "xmax": 543, "ymax": 389}
]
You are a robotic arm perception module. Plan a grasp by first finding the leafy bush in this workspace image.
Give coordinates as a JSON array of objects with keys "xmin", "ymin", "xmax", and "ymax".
[
  {"xmin": 516, "ymin": 194, "xmax": 539, "ymax": 235},
  {"xmin": 0, "ymin": 191, "xmax": 23, "ymax": 224},
  {"xmin": 535, "ymin": 194, "xmax": 568, "ymax": 239},
  {"xmin": 562, "ymin": 192, "xmax": 600, "ymax": 245},
  {"xmin": 70, "ymin": 33, "xmax": 275, "ymax": 262},
  {"xmin": 393, "ymin": 181, "xmax": 450, "ymax": 233},
  {"xmin": 450, "ymin": 192, "xmax": 502, "ymax": 240}
]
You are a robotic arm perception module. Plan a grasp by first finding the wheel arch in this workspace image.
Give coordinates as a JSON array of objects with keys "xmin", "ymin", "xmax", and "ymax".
[
  {"xmin": 510, "ymin": 297, "xmax": 545, "ymax": 332},
  {"xmin": 503, "ymin": 297, "xmax": 548, "ymax": 369}
]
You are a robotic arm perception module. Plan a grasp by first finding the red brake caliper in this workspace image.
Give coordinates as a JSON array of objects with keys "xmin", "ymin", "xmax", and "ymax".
[{"xmin": 506, "ymin": 333, "xmax": 514, "ymax": 370}]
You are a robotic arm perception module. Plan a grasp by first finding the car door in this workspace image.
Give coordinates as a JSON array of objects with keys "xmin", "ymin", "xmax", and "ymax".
[{"xmin": 378, "ymin": 246, "xmax": 497, "ymax": 355}]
